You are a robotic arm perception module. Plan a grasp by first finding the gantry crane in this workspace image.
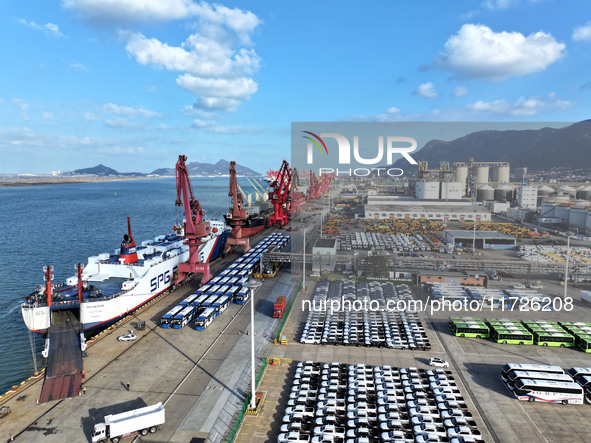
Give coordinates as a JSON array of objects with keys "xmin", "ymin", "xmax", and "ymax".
[{"xmin": 268, "ymin": 160, "xmax": 291, "ymax": 227}]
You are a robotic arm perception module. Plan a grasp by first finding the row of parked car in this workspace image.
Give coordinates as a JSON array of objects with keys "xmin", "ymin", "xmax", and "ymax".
[
  {"xmin": 278, "ymin": 361, "xmax": 484, "ymax": 443},
  {"xmin": 300, "ymin": 281, "xmax": 431, "ymax": 350}
]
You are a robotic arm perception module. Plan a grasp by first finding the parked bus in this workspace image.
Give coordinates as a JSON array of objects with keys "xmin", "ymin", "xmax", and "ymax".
[
  {"xmin": 213, "ymin": 295, "xmax": 232, "ymax": 314},
  {"xmin": 171, "ymin": 305, "xmax": 195, "ymax": 328},
  {"xmin": 577, "ymin": 336, "xmax": 591, "ymax": 353},
  {"xmin": 449, "ymin": 322, "xmax": 490, "ymax": 338},
  {"xmin": 179, "ymin": 294, "xmax": 199, "ymax": 307},
  {"xmin": 190, "ymin": 294, "xmax": 209, "ymax": 308},
  {"xmin": 160, "ymin": 305, "xmax": 184, "ymax": 328},
  {"xmin": 567, "ymin": 367, "xmax": 591, "ymax": 378},
  {"xmin": 195, "ymin": 307, "xmax": 216, "ymax": 331},
  {"xmin": 492, "ymin": 329, "xmax": 534, "ymax": 345},
  {"xmin": 501, "ymin": 363, "xmax": 564, "ymax": 381},
  {"xmin": 512, "ymin": 379, "xmax": 584, "ymax": 404},
  {"xmin": 532, "ymin": 331, "xmax": 575, "ymax": 347},
  {"xmin": 235, "ymin": 287, "xmax": 249, "ymax": 304},
  {"xmin": 507, "ymin": 371, "xmax": 574, "ymax": 387}
]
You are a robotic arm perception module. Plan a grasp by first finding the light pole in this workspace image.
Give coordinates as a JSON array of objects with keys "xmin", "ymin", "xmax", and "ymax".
[
  {"xmin": 245, "ymin": 278, "xmax": 262, "ymax": 410},
  {"xmin": 564, "ymin": 236, "xmax": 571, "ymax": 299},
  {"xmin": 302, "ymin": 227, "xmax": 307, "ymax": 291}
]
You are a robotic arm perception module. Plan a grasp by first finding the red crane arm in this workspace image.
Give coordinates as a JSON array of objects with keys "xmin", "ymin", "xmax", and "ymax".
[{"xmin": 176, "ymin": 155, "xmax": 205, "ymax": 234}]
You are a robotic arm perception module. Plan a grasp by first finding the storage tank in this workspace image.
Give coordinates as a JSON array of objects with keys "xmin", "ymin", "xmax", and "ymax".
[
  {"xmin": 475, "ymin": 166, "xmax": 489, "ymax": 184},
  {"xmin": 415, "ymin": 181, "xmax": 440, "ymax": 199},
  {"xmin": 454, "ymin": 166, "xmax": 468, "ymax": 192},
  {"xmin": 476, "ymin": 185, "xmax": 494, "ymax": 202},
  {"xmin": 494, "ymin": 185, "xmax": 513, "ymax": 202},
  {"xmin": 495, "ymin": 165, "xmax": 510, "ymax": 183},
  {"xmin": 558, "ymin": 185, "xmax": 576, "ymax": 197},
  {"xmin": 576, "ymin": 186, "xmax": 591, "ymax": 200},
  {"xmin": 537, "ymin": 185, "xmax": 554, "ymax": 197},
  {"xmin": 441, "ymin": 182, "xmax": 463, "ymax": 200}
]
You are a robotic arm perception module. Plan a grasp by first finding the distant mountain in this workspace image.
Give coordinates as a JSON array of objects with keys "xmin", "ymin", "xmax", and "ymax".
[
  {"xmin": 392, "ymin": 120, "xmax": 591, "ymax": 172},
  {"xmin": 150, "ymin": 159, "xmax": 260, "ymax": 176},
  {"xmin": 71, "ymin": 164, "xmax": 131, "ymax": 176}
]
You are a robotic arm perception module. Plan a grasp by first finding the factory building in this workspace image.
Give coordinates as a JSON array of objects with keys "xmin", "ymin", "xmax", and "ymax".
[
  {"xmin": 365, "ymin": 197, "xmax": 491, "ymax": 222},
  {"xmin": 442, "ymin": 230, "xmax": 516, "ymax": 250},
  {"xmin": 312, "ymin": 238, "xmax": 337, "ymax": 272},
  {"xmin": 517, "ymin": 185, "xmax": 538, "ymax": 209},
  {"xmin": 540, "ymin": 202, "xmax": 591, "ymax": 236}
]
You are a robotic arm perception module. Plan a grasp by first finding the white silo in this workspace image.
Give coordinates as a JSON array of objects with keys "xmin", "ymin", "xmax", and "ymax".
[
  {"xmin": 454, "ymin": 166, "xmax": 468, "ymax": 196},
  {"xmin": 475, "ymin": 166, "xmax": 489, "ymax": 184},
  {"xmin": 558, "ymin": 185, "xmax": 576, "ymax": 198},
  {"xmin": 495, "ymin": 165, "xmax": 510, "ymax": 183},
  {"xmin": 537, "ymin": 185, "xmax": 554, "ymax": 197},
  {"xmin": 576, "ymin": 186, "xmax": 591, "ymax": 200},
  {"xmin": 415, "ymin": 181, "xmax": 440, "ymax": 199}
]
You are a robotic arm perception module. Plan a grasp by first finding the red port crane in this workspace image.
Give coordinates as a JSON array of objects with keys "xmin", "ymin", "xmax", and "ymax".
[
  {"xmin": 307, "ymin": 171, "xmax": 321, "ymax": 201},
  {"xmin": 174, "ymin": 155, "xmax": 213, "ymax": 285},
  {"xmin": 290, "ymin": 168, "xmax": 306, "ymax": 215},
  {"xmin": 225, "ymin": 161, "xmax": 254, "ymax": 253},
  {"xmin": 268, "ymin": 160, "xmax": 292, "ymax": 227}
]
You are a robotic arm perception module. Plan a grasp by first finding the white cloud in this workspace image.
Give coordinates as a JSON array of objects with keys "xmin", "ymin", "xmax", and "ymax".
[
  {"xmin": 437, "ymin": 24, "xmax": 565, "ymax": 81},
  {"xmin": 452, "ymin": 86, "xmax": 469, "ymax": 98},
  {"xmin": 481, "ymin": 0, "xmax": 516, "ymax": 10},
  {"xmin": 65, "ymin": 1, "xmax": 262, "ymax": 113},
  {"xmin": 385, "ymin": 107, "xmax": 400, "ymax": 114},
  {"xmin": 42, "ymin": 112, "xmax": 54, "ymax": 120},
  {"xmin": 12, "ymin": 98, "xmax": 31, "ymax": 112},
  {"xmin": 62, "ymin": 0, "xmax": 200, "ymax": 22},
  {"xmin": 191, "ymin": 119, "xmax": 263, "ymax": 134},
  {"xmin": 63, "ymin": 0, "xmax": 261, "ymax": 41},
  {"xmin": 465, "ymin": 94, "xmax": 575, "ymax": 116},
  {"xmin": 103, "ymin": 103, "xmax": 161, "ymax": 118},
  {"xmin": 573, "ymin": 22, "xmax": 591, "ymax": 43},
  {"xmin": 16, "ymin": 19, "xmax": 67, "ymax": 38},
  {"xmin": 69, "ymin": 62, "xmax": 88, "ymax": 71},
  {"xmin": 413, "ymin": 82, "xmax": 438, "ymax": 98}
]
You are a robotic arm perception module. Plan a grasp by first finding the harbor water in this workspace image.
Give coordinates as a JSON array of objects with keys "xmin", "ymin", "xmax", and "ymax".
[{"xmin": 0, "ymin": 177, "xmax": 250, "ymax": 393}]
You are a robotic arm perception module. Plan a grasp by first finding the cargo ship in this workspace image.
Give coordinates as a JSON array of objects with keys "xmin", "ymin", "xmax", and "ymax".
[{"xmin": 21, "ymin": 217, "xmax": 230, "ymax": 334}]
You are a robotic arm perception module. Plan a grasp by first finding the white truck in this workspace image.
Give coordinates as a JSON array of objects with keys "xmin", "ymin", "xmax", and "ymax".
[{"xmin": 91, "ymin": 402, "xmax": 165, "ymax": 443}]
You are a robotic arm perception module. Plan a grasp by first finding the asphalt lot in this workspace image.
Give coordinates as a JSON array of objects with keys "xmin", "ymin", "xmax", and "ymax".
[{"xmin": 238, "ymin": 265, "xmax": 591, "ymax": 443}]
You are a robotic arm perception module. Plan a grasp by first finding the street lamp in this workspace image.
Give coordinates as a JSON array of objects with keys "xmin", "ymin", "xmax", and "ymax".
[
  {"xmin": 302, "ymin": 227, "xmax": 307, "ymax": 292},
  {"xmin": 564, "ymin": 236, "xmax": 571, "ymax": 299},
  {"xmin": 245, "ymin": 278, "xmax": 262, "ymax": 411}
]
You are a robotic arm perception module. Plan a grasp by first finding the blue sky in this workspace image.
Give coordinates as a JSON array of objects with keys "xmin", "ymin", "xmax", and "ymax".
[{"xmin": 1, "ymin": 0, "xmax": 590, "ymax": 174}]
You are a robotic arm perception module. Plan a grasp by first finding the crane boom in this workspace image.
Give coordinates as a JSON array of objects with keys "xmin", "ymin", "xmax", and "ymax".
[{"xmin": 174, "ymin": 155, "xmax": 213, "ymax": 285}]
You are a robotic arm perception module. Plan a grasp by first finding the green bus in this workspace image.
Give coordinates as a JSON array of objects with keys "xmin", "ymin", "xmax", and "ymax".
[
  {"xmin": 492, "ymin": 329, "xmax": 533, "ymax": 345},
  {"xmin": 533, "ymin": 331, "xmax": 575, "ymax": 347},
  {"xmin": 449, "ymin": 322, "xmax": 490, "ymax": 338},
  {"xmin": 577, "ymin": 336, "xmax": 591, "ymax": 353}
]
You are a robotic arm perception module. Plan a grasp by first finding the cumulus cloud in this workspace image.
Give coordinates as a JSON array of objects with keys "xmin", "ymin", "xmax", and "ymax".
[
  {"xmin": 573, "ymin": 22, "xmax": 591, "ymax": 43},
  {"xmin": 103, "ymin": 102, "xmax": 161, "ymax": 118},
  {"xmin": 63, "ymin": 1, "xmax": 262, "ymax": 112},
  {"xmin": 16, "ymin": 19, "xmax": 67, "ymax": 37},
  {"xmin": 465, "ymin": 94, "xmax": 575, "ymax": 116},
  {"xmin": 437, "ymin": 24, "xmax": 565, "ymax": 81},
  {"xmin": 413, "ymin": 82, "xmax": 438, "ymax": 98},
  {"xmin": 452, "ymin": 86, "xmax": 469, "ymax": 98},
  {"xmin": 191, "ymin": 118, "xmax": 263, "ymax": 134}
]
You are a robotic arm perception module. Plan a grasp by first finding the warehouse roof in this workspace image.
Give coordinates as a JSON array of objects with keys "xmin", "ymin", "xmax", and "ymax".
[{"xmin": 444, "ymin": 230, "xmax": 516, "ymax": 240}]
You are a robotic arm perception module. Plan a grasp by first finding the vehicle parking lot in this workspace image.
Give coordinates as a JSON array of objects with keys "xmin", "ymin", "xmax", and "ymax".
[
  {"xmin": 277, "ymin": 361, "xmax": 485, "ymax": 443},
  {"xmin": 300, "ymin": 281, "xmax": 431, "ymax": 350}
]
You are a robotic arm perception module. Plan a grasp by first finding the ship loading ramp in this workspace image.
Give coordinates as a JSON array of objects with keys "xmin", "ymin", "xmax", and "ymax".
[{"xmin": 39, "ymin": 310, "xmax": 84, "ymax": 403}]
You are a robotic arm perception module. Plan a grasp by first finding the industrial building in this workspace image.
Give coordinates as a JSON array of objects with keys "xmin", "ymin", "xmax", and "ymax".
[
  {"xmin": 442, "ymin": 230, "xmax": 516, "ymax": 250},
  {"xmin": 418, "ymin": 271, "xmax": 487, "ymax": 286},
  {"xmin": 540, "ymin": 202, "xmax": 591, "ymax": 236},
  {"xmin": 312, "ymin": 238, "xmax": 337, "ymax": 272},
  {"xmin": 365, "ymin": 196, "xmax": 491, "ymax": 222},
  {"xmin": 517, "ymin": 185, "xmax": 538, "ymax": 209}
]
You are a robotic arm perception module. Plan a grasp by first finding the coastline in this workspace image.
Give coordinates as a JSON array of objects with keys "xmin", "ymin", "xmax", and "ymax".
[
  {"xmin": 0, "ymin": 174, "xmax": 260, "ymax": 187},
  {"xmin": 0, "ymin": 175, "xmax": 160, "ymax": 187}
]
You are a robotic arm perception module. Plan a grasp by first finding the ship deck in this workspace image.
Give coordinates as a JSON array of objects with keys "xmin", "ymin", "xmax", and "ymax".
[{"xmin": 39, "ymin": 310, "xmax": 83, "ymax": 403}]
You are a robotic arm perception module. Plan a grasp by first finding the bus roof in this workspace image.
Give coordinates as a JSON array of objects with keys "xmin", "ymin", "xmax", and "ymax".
[
  {"xmin": 514, "ymin": 379, "xmax": 582, "ymax": 390},
  {"xmin": 503, "ymin": 363, "xmax": 564, "ymax": 373}
]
